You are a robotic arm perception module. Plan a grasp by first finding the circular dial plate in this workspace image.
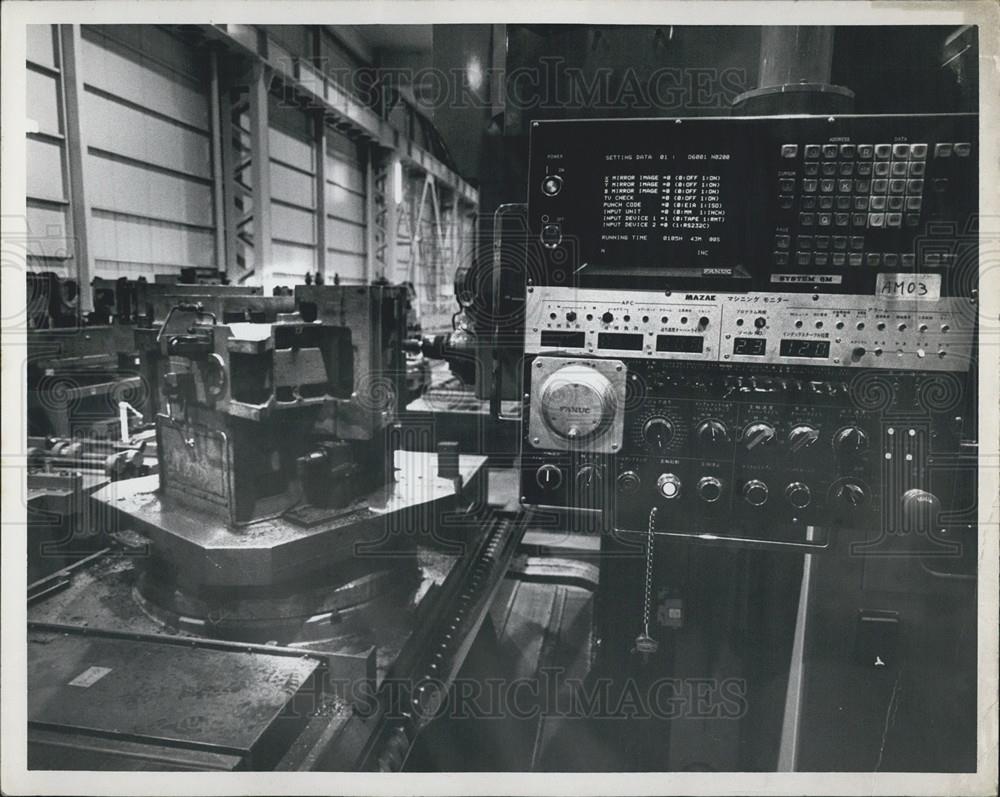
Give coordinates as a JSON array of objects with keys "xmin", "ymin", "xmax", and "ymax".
[{"xmin": 539, "ymin": 365, "xmax": 617, "ymax": 440}]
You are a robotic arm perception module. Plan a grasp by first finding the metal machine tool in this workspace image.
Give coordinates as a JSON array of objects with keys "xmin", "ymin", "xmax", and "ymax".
[
  {"xmin": 25, "ymin": 436, "xmax": 152, "ymax": 583},
  {"xmin": 85, "ymin": 283, "xmax": 485, "ymax": 643},
  {"xmin": 27, "ymin": 282, "xmax": 499, "ymax": 770}
]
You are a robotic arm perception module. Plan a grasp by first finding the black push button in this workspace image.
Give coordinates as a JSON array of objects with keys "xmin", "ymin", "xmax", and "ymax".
[{"xmin": 541, "ymin": 223, "xmax": 562, "ymax": 248}]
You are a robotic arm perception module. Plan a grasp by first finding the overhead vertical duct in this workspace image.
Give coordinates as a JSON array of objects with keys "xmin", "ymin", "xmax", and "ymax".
[{"xmin": 732, "ymin": 26, "xmax": 854, "ymax": 115}]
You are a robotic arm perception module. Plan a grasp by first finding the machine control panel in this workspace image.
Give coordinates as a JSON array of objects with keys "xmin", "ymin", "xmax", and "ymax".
[
  {"xmin": 519, "ymin": 114, "xmax": 977, "ymax": 545},
  {"xmin": 525, "ymin": 287, "xmax": 975, "ymax": 372},
  {"xmin": 520, "ymin": 359, "xmax": 970, "ymax": 542}
]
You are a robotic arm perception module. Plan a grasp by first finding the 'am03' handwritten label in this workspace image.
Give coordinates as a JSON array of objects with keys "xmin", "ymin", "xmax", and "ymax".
[{"xmin": 875, "ymin": 273, "xmax": 942, "ymax": 300}]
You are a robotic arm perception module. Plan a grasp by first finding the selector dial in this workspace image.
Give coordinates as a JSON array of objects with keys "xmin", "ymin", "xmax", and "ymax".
[
  {"xmin": 696, "ymin": 419, "xmax": 731, "ymax": 453},
  {"xmin": 697, "ymin": 476, "xmax": 723, "ymax": 503},
  {"xmin": 743, "ymin": 422, "xmax": 777, "ymax": 451},
  {"xmin": 785, "ymin": 481, "xmax": 812, "ymax": 509},
  {"xmin": 642, "ymin": 416, "xmax": 675, "ymax": 451},
  {"xmin": 656, "ymin": 473, "xmax": 682, "ymax": 500},
  {"xmin": 576, "ymin": 464, "xmax": 604, "ymax": 491},
  {"xmin": 833, "ymin": 426, "xmax": 869, "ymax": 456},
  {"xmin": 787, "ymin": 424, "xmax": 820, "ymax": 454},
  {"xmin": 539, "ymin": 365, "xmax": 618, "ymax": 442},
  {"xmin": 742, "ymin": 480, "xmax": 769, "ymax": 506},
  {"xmin": 833, "ymin": 480, "xmax": 868, "ymax": 507},
  {"xmin": 535, "ymin": 464, "xmax": 563, "ymax": 491}
]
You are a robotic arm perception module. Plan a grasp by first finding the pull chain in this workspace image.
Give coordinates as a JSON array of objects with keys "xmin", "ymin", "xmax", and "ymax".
[{"xmin": 634, "ymin": 507, "xmax": 659, "ymax": 655}]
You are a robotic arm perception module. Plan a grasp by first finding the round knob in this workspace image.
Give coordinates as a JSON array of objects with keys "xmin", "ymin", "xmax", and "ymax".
[
  {"xmin": 617, "ymin": 470, "xmax": 641, "ymax": 495},
  {"xmin": 743, "ymin": 422, "xmax": 776, "ymax": 451},
  {"xmin": 902, "ymin": 488, "xmax": 941, "ymax": 531},
  {"xmin": 696, "ymin": 419, "xmax": 730, "ymax": 452},
  {"xmin": 642, "ymin": 416, "xmax": 675, "ymax": 450},
  {"xmin": 656, "ymin": 473, "xmax": 682, "ymax": 500},
  {"xmin": 787, "ymin": 424, "xmax": 820, "ymax": 454},
  {"xmin": 697, "ymin": 476, "xmax": 723, "ymax": 503},
  {"xmin": 565, "ymin": 311, "xmax": 577, "ymax": 322},
  {"xmin": 601, "ymin": 312, "xmax": 614, "ymax": 324},
  {"xmin": 535, "ymin": 464, "xmax": 563, "ymax": 491},
  {"xmin": 539, "ymin": 364, "xmax": 617, "ymax": 442},
  {"xmin": 834, "ymin": 426, "xmax": 869, "ymax": 456},
  {"xmin": 575, "ymin": 464, "xmax": 603, "ymax": 491},
  {"xmin": 833, "ymin": 480, "xmax": 868, "ymax": 507},
  {"xmin": 742, "ymin": 479, "xmax": 769, "ymax": 506},
  {"xmin": 785, "ymin": 481, "xmax": 812, "ymax": 509}
]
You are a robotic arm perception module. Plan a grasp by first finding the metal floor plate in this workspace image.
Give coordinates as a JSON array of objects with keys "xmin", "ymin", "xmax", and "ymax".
[{"xmin": 28, "ymin": 628, "xmax": 321, "ymax": 769}]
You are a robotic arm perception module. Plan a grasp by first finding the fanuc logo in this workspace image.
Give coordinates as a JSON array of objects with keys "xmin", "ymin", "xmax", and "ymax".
[
  {"xmin": 559, "ymin": 406, "xmax": 592, "ymax": 414},
  {"xmin": 684, "ymin": 294, "xmax": 717, "ymax": 301}
]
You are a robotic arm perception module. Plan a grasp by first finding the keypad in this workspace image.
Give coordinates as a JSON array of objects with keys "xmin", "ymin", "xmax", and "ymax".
[
  {"xmin": 776, "ymin": 137, "xmax": 969, "ymax": 266},
  {"xmin": 794, "ymin": 140, "xmax": 929, "ymax": 230}
]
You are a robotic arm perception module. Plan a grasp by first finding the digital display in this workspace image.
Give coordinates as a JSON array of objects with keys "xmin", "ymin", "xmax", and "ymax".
[
  {"xmin": 656, "ymin": 335, "xmax": 704, "ymax": 353},
  {"xmin": 733, "ymin": 337, "xmax": 766, "ymax": 356},
  {"xmin": 598, "ymin": 332, "xmax": 644, "ymax": 351},
  {"xmin": 540, "ymin": 330, "xmax": 586, "ymax": 348},
  {"xmin": 780, "ymin": 339, "xmax": 831, "ymax": 359},
  {"xmin": 588, "ymin": 130, "xmax": 749, "ymax": 271}
]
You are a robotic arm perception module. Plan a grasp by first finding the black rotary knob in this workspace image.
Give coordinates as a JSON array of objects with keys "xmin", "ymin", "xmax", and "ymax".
[
  {"xmin": 576, "ymin": 464, "xmax": 603, "ymax": 491},
  {"xmin": 742, "ymin": 479, "xmax": 769, "ymax": 507},
  {"xmin": 743, "ymin": 422, "xmax": 776, "ymax": 451},
  {"xmin": 601, "ymin": 311, "xmax": 614, "ymax": 324},
  {"xmin": 834, "ymin": 426, "xmax": 869, "ymax": 456},
  {"xmin": 696, "ymin": 419, "xmax": 730, "ymax": 453},
  {"xmin": 787, "ymin": 424, "xmax": 820, "ymax": 454},
  {"xmin": 697, "ymin": 476, "xmax": 723, "ymax": 503},
  {"xmin": 535, "ymin": 464, "xmax": 563, "ymax": 491},
  {"xmin": 834, "ymin": 480, "xmax": 868, "ymax": 507},
  {"xmin": 642, "ymin": 416, "xmax": 675, "ymax": 451},
  {"xmin": 785, "ymin": 481, "xmax": 812, "ymax": 509}
]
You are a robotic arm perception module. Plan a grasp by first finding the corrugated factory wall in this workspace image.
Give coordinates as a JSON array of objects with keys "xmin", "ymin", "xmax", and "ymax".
[
  {"xmin": 25, "ymin": 25, "xmax": 73, "ymax": 274},
  {"xmin": 324, "ymin": 131, "xmax": 368, "ymax": 284},
  {"xmin": 80, "ymin": 25, "xmax": 217, "ymax": 280},
  {"xmin": 25, "ymin": 23, "xmax": 473, "ymax": 323},
  {"xmin": 394, "ymin": 169, "xmax": 475, "ymax": 333},
  {"xmin": 268, "ymin": 93, "xmax": 319, "ymax": 285}
]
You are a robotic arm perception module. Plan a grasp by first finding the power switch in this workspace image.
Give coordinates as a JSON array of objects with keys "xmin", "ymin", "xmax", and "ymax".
[
  {"xmin": 540, "ymin": 224, "xmax": 562, "ymax": 248},
  {"xmin": 541, "ymin": 174, "xmax": 563, "ymax": 196}
]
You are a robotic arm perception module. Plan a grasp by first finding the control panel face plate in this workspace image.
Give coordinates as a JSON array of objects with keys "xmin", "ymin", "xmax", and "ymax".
[
  {"xmin": 525, "ymin": 286, "xmax": 974, "ymax": 372},
  {"xmin": 528, "ymin": 113, "xmax": 977, "ymax": 296},
  {"xmin": 519, "ymin": 114, "xmax": 977, "ymax": 544}
]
